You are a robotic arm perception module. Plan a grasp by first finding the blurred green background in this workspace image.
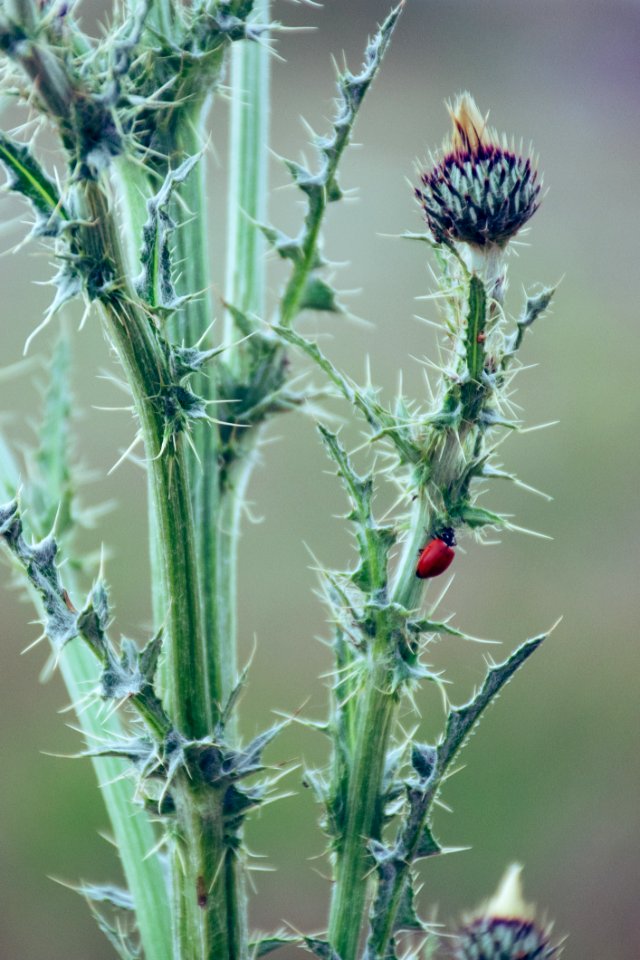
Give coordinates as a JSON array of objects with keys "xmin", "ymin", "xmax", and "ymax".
[{"xmin": 1, "ymin": 0, "xmax": 638, "ymax": 956}]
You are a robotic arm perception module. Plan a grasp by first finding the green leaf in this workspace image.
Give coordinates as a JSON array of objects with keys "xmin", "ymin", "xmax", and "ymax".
[
  {"xmin": 436, "ymin": 633, "xmax": 547, "ymax": 771},
  {"xmin": 68, "ymin": 882, "xmax": 135, "ymax": 911},
  {"xmin": 302, "ymin": 938, "xmax": 342, "ymax": 960},
  {"xmin": 465, "ymin": 274, "xmax": 488, "ymax": 383},
  {"xmin": 299, "ymin": 276, "xmax": 343, "ymax": 314},
  {"xmin": 277, "ymin": 3, "xmax": 404, "ymax": 327},
  {"xmin": 504, "ymin": 284, "xmax": 557, "ymax": 360},
  {"xmin": 455, "ymin": 503, "xmax": 505, "ymax": 529},
  {"xmin": 135, "ymin": 154, "xmax": 200, "ymax": 309},
  {"xmin": 319, "ymin": 425, "xmax": 395, "ymax": 594},
  {"xmin": 0, "ymin": 132, "xmax": 67, "ymax": 230},
  {"xmin": 520, "ymin": 285, "xmax": 556, "ymax": 328},
  {"xmin": 250, "ymin": 935, "xmax": 300, "ymax": 957}
]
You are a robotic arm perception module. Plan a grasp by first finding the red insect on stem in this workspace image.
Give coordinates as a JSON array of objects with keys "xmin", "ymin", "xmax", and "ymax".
[{"xmin": 416, "ymin": 527, "xmax": 456, "ymax": 579}]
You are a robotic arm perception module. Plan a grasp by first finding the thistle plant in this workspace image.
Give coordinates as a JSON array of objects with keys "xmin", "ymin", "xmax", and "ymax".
[{"xmin": 0, "ymin": 3, "xmax": 563, "ymax": 959}]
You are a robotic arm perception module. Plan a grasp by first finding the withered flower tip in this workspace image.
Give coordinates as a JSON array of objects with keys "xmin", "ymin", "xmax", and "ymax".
[{"xmin": 416, "ymin": 93, "xmax": 541, "ymax": 249}]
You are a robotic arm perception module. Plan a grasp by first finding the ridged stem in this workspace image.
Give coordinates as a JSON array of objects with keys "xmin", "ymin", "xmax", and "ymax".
[
  {"xmin": 112, "ymin": 158, "xmax": 167, "ymax": 634},
  {"xmin": 78, "ymin": 180, "xmax": 237, "ymax": 958},
  {"xmin": 328, "ymin": 650, "xmax": 398, "ymax": 960},
  {"xmin": 224, "ymin": 0, "xmax": 270, "ymax": 358},
  {"xmin": 80, "ymin": 179, "xmax": 208, "ymax": 735},
  {"xmin": 168, "ymin": 113, "xmax": 230, "ymax": 728}
]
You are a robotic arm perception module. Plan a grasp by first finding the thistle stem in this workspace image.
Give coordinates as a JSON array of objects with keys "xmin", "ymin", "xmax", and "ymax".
[
  {"xmin": 80, "ymin": 181, "xmax": 209, "ymax": 736},
  {"xmin": 169, "ymin": 113, "xmax": 230, "ymax": 725},
  {"xmin": 77, "ymin": 180, "xmax": 243, "ymax": 958},
  {"xmin": 328, "ymin": 653, "xmax": 397, "ymax": 960},
  {"xmin": 224, "ymin": 0, "xmax": 270, "ymax": 357}
]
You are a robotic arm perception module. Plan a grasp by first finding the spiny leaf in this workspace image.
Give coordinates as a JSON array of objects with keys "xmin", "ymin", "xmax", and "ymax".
[
  {"xmin": 393, "ymin": 879, "xmax": 424, "ymax": 933},
  {"xmin": 0, "ymin": 500, "xmax": 78, "ymax": 653},
  {"xmin": 437, "ymin": 633, "xmax": 546, "ymax": 770},
  {"xmin": 302, "ymin": 937, "xmax": 343, "ymax": 960},
  {"xmin": 0, "ymin": 131, "xmax": 67, "ymax": 230},
  {"xmin": 454, "ymin": 503, "xmax": 505, "ymax": 529},
  {"xmin": 366, "ymin": 634, "xmax": 548, "ymax": 958},
  {"xmin": 504, "ymin": 284, "xmax": 556, "ymax": 360},
  {"xmin": 77, "ymin": 579, "xmax": 111, "ymax": 661},
  {"xmin": 68, "ymin": 881, "xmax": 134, "ymax": 911},
  {"xmin": 322, "ymin": 2, "xmax": 404, "ymax": 201},
  {"xmin": 88, "ymin": 902, "xmax": 141, "ymax": 960},
  {"xmin": 407, "ymin": 617, "xmax": 471, "ymax": 641},
  {"xmin": 274, "ymin": 324, "xmax": 421, "ymax": 464},
  {"xmin": 229, "ymin": 720, "xmax": 287, "ymax": 779},
  {"xmin": 250, "ymin": 934, "xmax": 300, "ymax": 957},
  {"xmin": 319, "ymin": 425, "xmax": 395, "ymax": 594},
  {"xmin": 299, "ymin": 276, "xmax": 343, "ymax": 314},
  {"xmin": 277, "ymin": 3, "xmax": 405, "ymax": 327},
  {"xmin": 520, "ymin": 285, "xmax": 556, "ymax": 328},
  {"xmin": 256, "ymin": 221, "xmax": 303, "ymax": 263},
  {"xmin": 367, "ymin": 845, "xmax": 425, "ymax": 959},
  {"xmin": 135, "ymin": 153, "xmax": 200, "ymax": 309}
]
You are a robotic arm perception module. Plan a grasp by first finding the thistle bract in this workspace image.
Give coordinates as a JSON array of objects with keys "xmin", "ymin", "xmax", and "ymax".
[{"xmin": 416, "ymin": 93, "xmax": 541, "ymax": 248}]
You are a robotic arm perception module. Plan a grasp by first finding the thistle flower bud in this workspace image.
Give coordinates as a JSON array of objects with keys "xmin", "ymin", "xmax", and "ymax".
[
  {"xmin": 416, "ymin": 94, "xmax": 541, "ymax": 248},
  {"xmin": 451, "ymin": 864, "xmax": 562, "ymax": 960}
]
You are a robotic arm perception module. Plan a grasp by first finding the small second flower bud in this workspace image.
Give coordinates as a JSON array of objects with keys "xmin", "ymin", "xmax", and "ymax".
[{"xmin": 451, "ymin": 864, "xmax": 562, "ymax": 960}]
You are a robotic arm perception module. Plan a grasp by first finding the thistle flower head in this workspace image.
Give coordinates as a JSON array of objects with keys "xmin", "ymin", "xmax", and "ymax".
[
  {"xmin": 451, "ymin": 864, "xmax": 562, "ymax": 960},
  {"xmin": 416, "ymin": 94, "xmax": 541, "ymax": 248}
]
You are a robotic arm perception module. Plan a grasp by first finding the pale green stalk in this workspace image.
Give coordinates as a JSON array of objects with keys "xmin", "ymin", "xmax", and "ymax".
[
  {"xmin": 58, "ymin": 644, "xmax": 172, "ymax": 960},
  {"xmin": 220, "ymin": 0, "xmax": 270, "ymax": 703},
  {"xmin": 0, "ymin": 365, "xmax": 171, "ymax": 960},
  {"xmin": 224, "ymin": 0, "xmax": 270, "ymax": 355}
]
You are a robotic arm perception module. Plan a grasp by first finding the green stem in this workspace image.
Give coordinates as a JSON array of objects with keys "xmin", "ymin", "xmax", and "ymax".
[
  {"xmin": 327, "ymin": 482, "xmax": 436, "ymax": 958},
  {"xmin": 78, "ymin": 180, "xmax": 238, "ymax": 958},
  {"xmin": 80, "ymin": 180, "xmax": 208, "ymax": 737},
  {"xmin": 112, "ymin": 157, "xmax": 167, "ymax": 635},
  {"xmin": 215, "ymin": 449, "xmax": 254, "ymax": 716},
  {"xmin": 392, "ymin": 493, "xmax": 433, "ymax": 611},
  {"xmin": 171, "ymin": 783, "xmax": 231, "ymax": 959},
  {"xmin": 328, "ymin": 647, "xmax": 397, "ymax": 960},
  {"xmin": 224, "ymin": 0, "xmax": 270, "ymax": 356}
]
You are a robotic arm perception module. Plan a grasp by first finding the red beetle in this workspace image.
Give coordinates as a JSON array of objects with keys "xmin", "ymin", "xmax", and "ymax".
[{"xmin": 416, "ymin": 527, "xmax": 456, "ymax": 579}]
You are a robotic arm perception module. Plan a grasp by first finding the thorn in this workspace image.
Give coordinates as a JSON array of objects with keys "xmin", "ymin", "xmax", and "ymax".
[{"xmin": 107, "ymin": 432, "xmax": 143, "ymax": 475}]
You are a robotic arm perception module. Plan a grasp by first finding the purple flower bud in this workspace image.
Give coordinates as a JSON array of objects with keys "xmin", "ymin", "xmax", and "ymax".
[{"xmin": 416, "ymin": 95, "xmax": 541, "ymax": 249}]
